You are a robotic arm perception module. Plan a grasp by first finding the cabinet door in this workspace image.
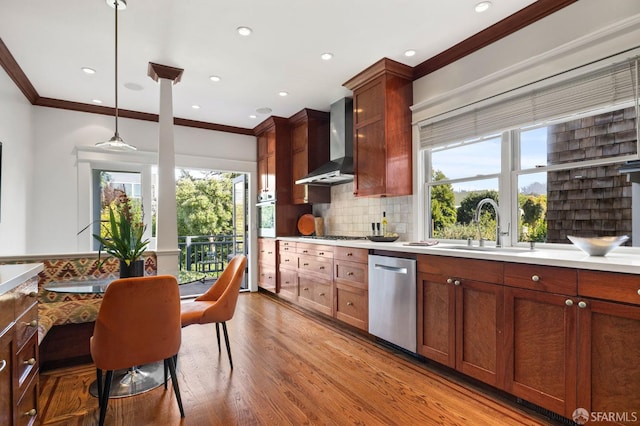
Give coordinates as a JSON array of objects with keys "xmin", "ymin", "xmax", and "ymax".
[
  {"xmin": 417, "ymin": 272, "xmax": 455, "ymax": 367},
  {"xmin": 354, "ymin": 120, "xmax": 386, "ymax": 197},
  {"xmin": 455, "ymin": 279, "xmax": 504, "ymax": 387},
  {"xmin": 504, "ymin": 287, "xmax": 577, "ymax": 417},
  {"xmin": 0, "ymin": 330, "xmax": 13, "ymax": 426},
  {"xmin": 335, "ymin": 283, "xmax": 367, "ymax": 330},
  {"xmin": 577, "ymin": 298, "xmax": 640, "ymax": 423},
  {"xmin": 278, "ymin": 268, "xmax": 298, "ymax": 302},
  {"xmin": 258, "ymin": 157, "xmax": 268, "ymax": 194},
  {"xmin": 291, "ymin": 149, "xmax": 307, "ymax": 204},
  {"xmin": 266, "ymin": 155, "xmax": 276, "ymax": 196}
]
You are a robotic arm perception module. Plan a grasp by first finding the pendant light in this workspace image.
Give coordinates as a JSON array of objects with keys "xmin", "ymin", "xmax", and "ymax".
[{"xmin": 96, "ymin": 0, "xmax": 136, "ymax": 151}]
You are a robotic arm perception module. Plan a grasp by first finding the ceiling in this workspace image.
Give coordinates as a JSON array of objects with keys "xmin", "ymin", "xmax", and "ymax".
[{"xmin": 0, "ymin": 0, "xmax": 555, "ymax": 132}]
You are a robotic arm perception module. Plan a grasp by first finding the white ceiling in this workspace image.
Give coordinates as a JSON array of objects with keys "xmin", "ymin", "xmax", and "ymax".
[{"xmin": 0, "ymin": 0, "xmax": 538, "ymax": 130}]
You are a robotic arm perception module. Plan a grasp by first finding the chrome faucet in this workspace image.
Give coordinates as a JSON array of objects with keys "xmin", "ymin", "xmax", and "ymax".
[{"xmin": 474, "ymin": 198, "xmax": 508, "ymax": 248}]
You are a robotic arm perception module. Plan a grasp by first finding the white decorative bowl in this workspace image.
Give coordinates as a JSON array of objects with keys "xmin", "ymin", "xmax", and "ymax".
[{"xmin": 567, "ymin": 235, "xmax": 629, "ymax": 256}]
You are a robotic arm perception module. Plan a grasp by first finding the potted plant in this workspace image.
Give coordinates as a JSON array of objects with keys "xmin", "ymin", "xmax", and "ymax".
[{"xmin": 93, "ymin": 190, "xmax": 150, "ymax": 278}]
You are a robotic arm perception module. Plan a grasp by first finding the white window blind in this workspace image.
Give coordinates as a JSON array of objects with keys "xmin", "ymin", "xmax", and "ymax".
[{"xmin": 419, "ymin": 56, "xmax": 639, "ymax": 148}]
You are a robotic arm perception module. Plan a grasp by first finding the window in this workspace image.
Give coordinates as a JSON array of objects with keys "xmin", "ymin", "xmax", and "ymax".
[{"xmin": 421, "ymin": 55, "xmax": 639, "ymax": 246}]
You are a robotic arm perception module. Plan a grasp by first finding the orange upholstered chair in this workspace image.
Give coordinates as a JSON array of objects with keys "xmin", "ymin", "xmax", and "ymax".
[
  {"xmin": 90, "ymin": 275, "xmax": 184, "ymax": 426},
  {"xmin": 181, "ymin": 254, "xmax": 247, "ymax": 369}
]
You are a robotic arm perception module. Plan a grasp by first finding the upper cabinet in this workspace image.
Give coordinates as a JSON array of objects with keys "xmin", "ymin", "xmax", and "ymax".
[
  {"xmin": 255, "ymin": 116, "xmax": 291, "ymax": 202},
  {"xmin": 344, "ymin": 58, "xmax": 413, "ymax": 197},
  {"xmin": 289, "ymin": 109, "xmax": 331, "ymax": 204}
]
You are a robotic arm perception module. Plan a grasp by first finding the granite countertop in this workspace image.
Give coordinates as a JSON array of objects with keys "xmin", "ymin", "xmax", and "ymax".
[
  {"xmin": 279, "ymin": 237, "xmax": 640, "ymax": 274},
  {"xmin": 0, "ymin": 263, "xmax": 44, "ymax": 295}
]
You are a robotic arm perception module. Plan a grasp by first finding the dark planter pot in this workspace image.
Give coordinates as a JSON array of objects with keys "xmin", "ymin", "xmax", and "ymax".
[{"xmin": 119, "ymin": 259, "xmax": 145, "ymax": 278}]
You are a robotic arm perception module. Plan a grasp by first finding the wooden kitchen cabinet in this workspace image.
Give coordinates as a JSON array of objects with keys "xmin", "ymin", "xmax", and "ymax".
[
  {"xmin": 334, "ymin": 247, "xmax": 368, "ymax": 331},
  {"xmin": 257, "ymin": 238, "xmax": 277, "ymax": 293},
  {"xmin": 417, "ymin": 255, "xmax": 504, "ymax": 388},
  {"xmin": 0, "ymin": 328, "xmax": 14, "ymax": 426},
  {"xmin": 576, "ymin": 270, "xmax": 640, "ymax": 423},
  {"xmin": 297, "ymin": 243, "xmax": 334, "ymax": 316},
  {"xmin": 344, "ymin": 58, "xmax": 413, "ymax": 198},
  {"xmin": 503, "ymin": 263, "xmax": 578, "ymax": 418},
  {"xmin": 278, "ymin": 241, "xmax": 298, "ymax": 302},
  {"xmin": 289, "ymin": 109, "xmax": 331, "ymax": 204}
]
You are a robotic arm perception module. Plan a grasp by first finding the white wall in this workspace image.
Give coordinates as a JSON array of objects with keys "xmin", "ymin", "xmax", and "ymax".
[
  {"xmin": 28, "ymin": 107, "xmax": 256, "ymax": 255},
  {"xmin": 0, "ymin": 68, "xmax": 34, "ymax": 255}
]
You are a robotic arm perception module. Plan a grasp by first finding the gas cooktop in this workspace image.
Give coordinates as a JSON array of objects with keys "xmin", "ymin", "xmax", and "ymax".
[{"xmin": 299, "ymin": 235, "xmax": 367, "ymax": 241}]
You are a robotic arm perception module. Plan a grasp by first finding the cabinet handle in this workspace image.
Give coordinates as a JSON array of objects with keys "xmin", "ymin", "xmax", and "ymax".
[
  {"xmin": 29, "ymin": 291, "xmax": 38, "ymax": 298},
  {"xmin": 0, "ymin": 360, "xmax": 6, "ymax": 372},
  {"xmin": 637, "ymin": 289, "xmax": 640, "ymax": 296},
  {"xmin": 27, "ymin": 320, "xmax": 38, "ymax": 327},
  {"xmin": 319, "ymin": 252, "xmax": 325, "ymax": 256},
  {"xmin": 347, "ymin": 272, "xmax": 354, "ymax": 276},
  {"xmin": 565, "ymin": 299, "xmax": 574, "ymax": 306},
  {"xmin": 303, "ymin": 287, "xmax": 309, "ymax": 291},
  {"xmin": 25, "ymin": 409, "xmax": 37, "ymax": 417},
  {"xmin": 284, "ymin": 259, "xmax": 290, "ymax": 262},
  {"xmin": 319, "ymin": 292, "xmax": 325, "ymax": 296},
  {"xmin": 454, "ymin": 280, "xmax": 461, "ymax": 286},
  {"xmin": 347, "ymin": 301, "xmax": 353, "ymax": 306},
  {"xmin": 284, "ymin": 281, "xmax": 290, "ymax": 285},
  {"xmin": 303, "ymin": 250, "xmax": 308, "ymax": 254},
  {"xmin": 531, "ymin": 275, "xmax": 540, "ymax": 282},
  {"xmin": 319, "ymin": 266, "xmax": 325, "ymax": 270},
  {"xmin": 23, "ymin": 358, "xmax": 36, "ymax": 366},
  {"xmin": 578, "ymin": 301, "xmax": 587, "ymax": 309},
  {"xmin": 267, "ymin": 251, "xmax": 273, "ymax": 255},
  {"xmin": 303, "ymin": 263, "xmax": 309, "ymax": 266},
  {"xmin": 347, "ymin": 252, "xmax": 353, "ymax": 256},
  {"xmin": 447, "ymin": 278, "xmax": 453, "ymax": 284}
]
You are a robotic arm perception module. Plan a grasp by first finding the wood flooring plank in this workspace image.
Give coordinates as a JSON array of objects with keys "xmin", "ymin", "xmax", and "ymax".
[{"xmin": 39, "ymin": 293, "xmax": 556, "ymax": 425}]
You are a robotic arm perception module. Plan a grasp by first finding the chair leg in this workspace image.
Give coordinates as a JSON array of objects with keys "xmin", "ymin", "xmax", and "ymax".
[
  {"xmin": 163, "ymin": 359, "xmax": 168, "ymax": 390},
  {"xmin": 96, "ymin": 368, "xmax": 103, "ymax": 403},
  {"xmin": 215, "ymin": 322, "xmax": 221, "ymax": 353},
  {"xmin": 221, "ymin": 322, "xmax": 233, "ymax": 369},
  {"xmin": 99, "ymin": 370, "xmax": 114, "ymax": 426},
  {"xmin": 167, "ymin": 356, "xmax": 185, "ymax": 418}
]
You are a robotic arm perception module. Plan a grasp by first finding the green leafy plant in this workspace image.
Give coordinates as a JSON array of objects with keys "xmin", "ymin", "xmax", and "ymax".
[{"xmin": 93, "ymin": 191, "xmax": 150, "ymax": 267}]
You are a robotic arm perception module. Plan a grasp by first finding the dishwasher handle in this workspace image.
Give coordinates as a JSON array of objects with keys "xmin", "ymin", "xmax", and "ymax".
[{"xmin": 373, "ymin": 263, "xmax": 408, "ymax": 274}]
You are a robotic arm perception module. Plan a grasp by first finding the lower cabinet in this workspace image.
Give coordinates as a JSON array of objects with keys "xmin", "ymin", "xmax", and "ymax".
[
  {"xmin": 258, "ymin": 238, "xmax": 277, "ymax": 292},
  {"xmin": 298, "ymin": 275, "xmax": 333, "ymax": 316},
  {"xmin": 417, "ymin": 255, "xmax": 504, "ymax": 388},
  {"xmin": 334, "ymin": 247, "xmax": 369, "ymax": 331},
  {"xmin": 0, "ymin": 330, "xmax": 13, "ymax": 426}
]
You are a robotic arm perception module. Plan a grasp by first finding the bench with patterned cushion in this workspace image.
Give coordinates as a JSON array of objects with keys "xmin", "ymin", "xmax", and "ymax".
[{"xmin": 37, "ymin": 298, "xmax": 103, "ymax": 344}]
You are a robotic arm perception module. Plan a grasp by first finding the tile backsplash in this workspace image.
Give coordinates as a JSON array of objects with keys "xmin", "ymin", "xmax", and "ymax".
[{"xmin": 312, "ymin": 182, "xmax": 414, "ymax": 241}]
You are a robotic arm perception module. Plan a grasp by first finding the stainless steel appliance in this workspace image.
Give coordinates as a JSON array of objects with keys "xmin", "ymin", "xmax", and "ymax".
[
  {"xmin": 368, "ymin": 254, "xmax": 417, "ymax": 352},
  {"xmin": 256, "ymin": 193, "xmax": 276, "ymax": 238}
]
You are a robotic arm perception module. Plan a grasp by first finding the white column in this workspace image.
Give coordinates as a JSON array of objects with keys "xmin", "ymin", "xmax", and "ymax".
[{"xmin": 155, "ymin": 77, "xmax": 180, "ymax": 274}]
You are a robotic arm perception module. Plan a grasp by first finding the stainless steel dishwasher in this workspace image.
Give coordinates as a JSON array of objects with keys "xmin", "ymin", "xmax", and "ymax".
[{"xmin": 368, "ymin": 254, "xmax": 417, "ymax": 353}]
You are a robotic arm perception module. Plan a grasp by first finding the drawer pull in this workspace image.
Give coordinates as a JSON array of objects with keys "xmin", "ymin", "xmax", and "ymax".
[
  {"xmin": 319, "ymin": 252, "xmax": 325, "ymax": 256},
  {"xmin": 303, "ymin": 263, "xmax": 309, "ymax": 266},
  {"xmin": 453, "ymin": 280, "xmax": 461, "ymax": 286},
  {"xmin": 347, "ymin": 252, "xmax": 353, "ymax": 256},
  {"xmin": 267, "ymin": 251, "xmax": 273, "ymax": 255},
  {"xmin": 24, "ymin": 357, "xmax": 36, "ymax": 366},
  {"xmin": 565, "ymin": 299, "xmax": 574, "ymax": 306},
  {"xmin": 27, "ymin": 320, "xmax": 38, "ymax": 328},
  {"xmin": 0, "ymin": 360, "xmax": 6, "ymax": 372},
  {"xmin": 284, "ymin": 259, "xmax": 290, "ymax": 262},
  {"xmin": 303, "ymin": 250, "xmax": 309, "ymax": 254},
  {"xmin": 284, "ymin": 281, "xmax": 290, "ymax": 284},
  {"xmin": 25, "ymin": 409, "xmax": 37, "ymax": 417},
  {"xmin": 346, "ymin": 301, "xmax": 353, "ymax": 306},
  {"xmin": 319, "ymin": 266, "xmax": 325, "ymax": 270},
  {"xmin": 29, "ymin": 291, "xmax": 38, "ymax": 298},
  {"xmin": 531, "ymin": 275, "xmax": 540, "ymax": 282},
  {"xmin": 446, "ymin": 278, "xmax": 453, "ymax": 284},
  {"xmin": 637, "ymin": 289, "xmax": 640, "ymax": 296},
  {"xmin": 347, "ymin": 272, "xmax": 354, "ymax": 276},
  {"xmin": 303, "ymin": 287, "xmax": 309, "ymax": 291},
  {"xmin": 319, "ymin": 292, "xmax": 325, "ymax": 296},
  {"xmin": 578, "ymin": 301, "xmax": 587, "ymax": 309}
]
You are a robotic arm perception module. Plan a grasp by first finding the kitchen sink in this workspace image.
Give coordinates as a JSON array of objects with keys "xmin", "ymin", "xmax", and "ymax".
[{"xmin": 434, "ymin": 245, "xmax": 534, "ymax": 254}]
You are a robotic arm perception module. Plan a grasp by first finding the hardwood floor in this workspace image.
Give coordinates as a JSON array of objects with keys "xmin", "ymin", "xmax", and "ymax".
[{"xmin": 39, "ymin": 292, "xmax": 556, "ymax": 425}]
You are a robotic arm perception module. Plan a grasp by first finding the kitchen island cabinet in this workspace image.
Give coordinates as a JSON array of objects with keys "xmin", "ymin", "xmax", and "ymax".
[
  {"xmin": 343, "ymin": 58, "xmax": 413, "ymax": 198},
  {"xmin": 417, "ymin": 255, "xmax": 505, "ymax": 388}
]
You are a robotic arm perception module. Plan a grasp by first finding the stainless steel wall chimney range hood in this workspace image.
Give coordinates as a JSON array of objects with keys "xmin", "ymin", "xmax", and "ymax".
[{"xmin": 296, "ymin": 97, "xmax": 354, "ymax": 186}]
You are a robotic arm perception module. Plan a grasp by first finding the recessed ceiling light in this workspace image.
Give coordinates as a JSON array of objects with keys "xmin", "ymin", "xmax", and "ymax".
[
  {"xmin": 237, "ymin": 26, "xmax": 252, "ymax": 36},
  {"xmin": 475, "ymin": 1, "xmax": 492, "ymax": 13},
  {"xmin": 105, "ymin": 0, "xmax": 127, "ymax": 10},
  {"xmin": 192, "ymin": 105, "xmax": 200, "ymax": 109},
  {"xmin": 321, "ymin": 53, "xmax": 333, "ymax": 61},
  {"xmin": 249, "ymin": 114, "xmax": 257, "ymax": 119},
  {"xmin": 278, "ymin": 91, "xmax": 288, "ymax": 97},
  {"xmin": 404, "ymin": 49, "xmax": 416, "ymax": 57},
  {"xmin": 256, "ymin": 107, "xmax": 272, "ymax": 114},
  {"xmin": 92, "ymin": 99, "xmax": 102, "ymax": 104},
  {"xmin": 209, "ymin": 75, "xmax": 221, "ymax": 82},
  {"xmin": 82, "ymin": 67, "xmax": 96, "ymax": 74},
  {"xmin": 124, "ymin": 82, "xmax": 144, "ymax": 91}
]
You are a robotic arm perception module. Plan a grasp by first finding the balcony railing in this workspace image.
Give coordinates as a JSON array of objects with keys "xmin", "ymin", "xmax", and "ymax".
[{"xmin": 178, "ymin": 234, "xmax": 244, "ymax": 276}]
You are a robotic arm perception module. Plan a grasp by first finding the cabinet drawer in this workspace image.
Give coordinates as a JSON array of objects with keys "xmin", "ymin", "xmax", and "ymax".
[
  {"xmin": 279, "ymin": 241, "xmax": 297, "ymax": 252},
  {"xmin": 334, "ymin": 246, "xmax": 368, "ymax": 263},
  {"xmin": 14, "ymin": 278, "xmax": 38, "ymax": 317},
  {"xmin": 15, "ymin": 372, "xmax": 38, "ymax": 426},
  {"xmin": 298, "ymin": 255, "xmax": 333, "ymax": 278},
  {"xmin": 258, "ymin": 263, "xmax": 277, "ymax": 292},
  {"xmin": 14, "ymin": 304, "xmax": 38, "ymax": 350},
  {"xmin": 335, "ymin": 284, "xmax": 367, "ymax": 330},
  {"xmin": 298, "ymin": 276, "xmax": 332, "ymax": 315},
  {"xmin": 279, "ymin": 251, "xmax": 297, "ymax": 270},
  {"xmin": 579, "ymin": 270, "xmax": 640, "ymax": 305},
  {"xmin": 0, "ymin": 291, "xmax": 14, "ymax": 335},
  {"xmin": 258, "ymin": 238, "xmax": 277, "ymax": 264},
  {"xmin": 278, "ymin": 268, "xmax": 298, "ymax": 302},
  {"xmin": 504, "ymin": 263, "xmax": 577, "ymax": 295},
  {"xmin": 16, "ymin": 332, "xmax": 37, "ymax": 392},
  {"xmin": 418, "ymin": 255, "xmax": 503, "ymax": 284},
  {"xmin": 297, "ymin": 243, "xmax": 333, "ymax": 259},
  {"xmin": 335, "ymin": 260, "xmax": 368, "ymax": 289}
]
